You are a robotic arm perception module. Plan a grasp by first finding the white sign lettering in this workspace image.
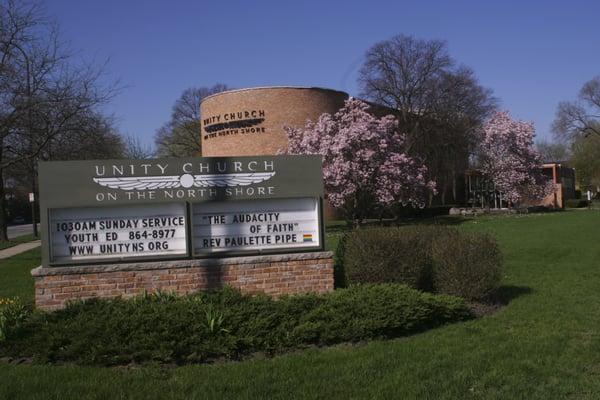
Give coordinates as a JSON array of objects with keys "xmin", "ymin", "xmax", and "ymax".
[
  {"xmin": 193, "ymin": 198, "xmax": 320, "ymax": 254},
  {"xmin": 49, "ymin": 203, "xmax": 188, "ymax": 263}
]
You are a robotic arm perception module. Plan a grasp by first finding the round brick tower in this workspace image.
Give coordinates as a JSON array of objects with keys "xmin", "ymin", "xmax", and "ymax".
[{"xmin": 200, "ymin": 86, "xmax": 348, "ymax": 157}]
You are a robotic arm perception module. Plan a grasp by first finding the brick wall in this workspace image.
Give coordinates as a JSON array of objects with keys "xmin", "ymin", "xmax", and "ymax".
[
  {"xmin": 200, "ymin": 87, "xmax": 347, "ymax": 157},
  {"xmin": 31, "ymin": 251, "xmax": 334, "ymax": 311}
]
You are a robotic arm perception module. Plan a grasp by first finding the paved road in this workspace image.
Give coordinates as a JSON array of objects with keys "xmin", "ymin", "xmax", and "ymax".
[{"xmin": 7, "ymin": 223, "xmax": 39, "ymax": 239}]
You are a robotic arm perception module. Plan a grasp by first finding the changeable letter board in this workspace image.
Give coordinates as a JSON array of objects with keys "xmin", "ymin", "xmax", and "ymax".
[
  {"xmin": 192, "ymin": 197, "xmax": 321, "ymax": 255},
  {"xmin": 49, "ymin": 203, "xmax": 188, "ymax": 263}
]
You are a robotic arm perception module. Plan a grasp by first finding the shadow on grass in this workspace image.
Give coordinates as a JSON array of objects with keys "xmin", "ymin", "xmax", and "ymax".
[
  {"xmin": 471, "ymin": 285, "xmax": 533, "ymax": 317},
  {"xmin": 495, "ymin": 285, "xmax": 533, "ymax": 305}
]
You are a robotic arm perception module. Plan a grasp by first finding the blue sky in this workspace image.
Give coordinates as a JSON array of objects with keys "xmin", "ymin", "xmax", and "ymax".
[{"xmin": 44, "ymin": 0, "xmax": 600, "ymax": 147}]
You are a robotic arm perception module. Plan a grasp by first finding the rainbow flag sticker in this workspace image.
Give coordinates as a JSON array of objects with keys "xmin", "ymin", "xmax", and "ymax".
[{"xmin": 303, "ymin": 234, "xmax": 313, "ymax": 242}]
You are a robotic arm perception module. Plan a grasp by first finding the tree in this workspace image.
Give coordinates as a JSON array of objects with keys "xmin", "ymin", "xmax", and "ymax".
[
  {"xmin": 35, "ymin": 112, "xmax": 124, "ymax": 161},
  {"xmin": 6, "ymin": 111, "xmax": 124, "ymax": 199},
  {"xmin": 155, "ymin": 84, "xmax": 228, "ymax": 157},
  {"xmin": 358, "ymin": 34, "xmax": 496, "ymax": 205},
  {"xmin": 553, "ymin": 77, "xmax": 600, "ymax": 141},
  {"xmin": 4, "ymin": 110, "xmax": 127, "ymax": 227},
  {"xmin": 283, "ymin": 98, "xmax": 435, "ymax": 225},
  {"xmin": 570, "ymin": 135, "xmax": 600, "ymax": 192},
  {"xmin": 535, "ymin": 139, "xmax": 570, "ymax": 163},
  {"xmin": 0, "ymin": 0, "xmax": 119, "ymax": 240},
  {"xmin": 358, "ymin": 35, "xmax": 451, "ymax": 119},
  {"xmin": 121, "ymin": 134, "xmax": 154, "ymax": 159},
  {"xmin": 479, "ymin": 111, "xmax": 553, "ymax": 206}
]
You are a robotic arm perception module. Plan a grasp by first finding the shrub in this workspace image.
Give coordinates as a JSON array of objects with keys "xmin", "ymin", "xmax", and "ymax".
[
  {"xmin": 342, "ymin": 226, "xmax": 451, "ymax": 290},
  {"xmin": 0, "ymin": 285, "xmax": 471, "ymax": 366},
  {"xmin": 290, "ymin": 284, "xmax": 471, "ymax": 344},
  {"xmin": 0, "ymin": 297, "xmax": 31, "ymax": 343},
  {"xmin": 339, "ymin": 225, "xmax": 503, "ymax": 301},
  {"xmin": 333, "ymin": 232, "xmax": 348, "ymax": 288},
  {"xmin": 565, "ymin": 199, "xmax": 589, "ymax": 208},
  {"xmin": 431, "ymin": 231, "xmax": 503, "ymax": 301},
  {"xmin": 392, "ymin": 204, "xmax": 455, "ymax": 219}
]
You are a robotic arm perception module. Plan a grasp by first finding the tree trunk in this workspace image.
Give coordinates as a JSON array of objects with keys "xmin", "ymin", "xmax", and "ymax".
[
  {"xmin": 31, "ymin": 161, "xmax": 38, "ymax": 237},
  {"xmin": 452, "ymin": 170, "xmax": 457, "ymax": 203},
  {"xmin": 0, "ymin": 167, "xmax": 8, "ymax": 242},
  {"xmin": 441, "ymin": 175, "xmax": 449, "ymax": 205},
  {"xmin": 441, "ymin": 187, "xmax": 446, "ymax": 205}
]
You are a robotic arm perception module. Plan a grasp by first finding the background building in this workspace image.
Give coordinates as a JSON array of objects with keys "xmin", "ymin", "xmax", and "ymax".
[
  {"xmin": 200, "ymin": 86, "xmax": 518, "ymax": 211},
  {"xmin": 540, "ymin": 162, "xmax": 576, "ymax": 208}
]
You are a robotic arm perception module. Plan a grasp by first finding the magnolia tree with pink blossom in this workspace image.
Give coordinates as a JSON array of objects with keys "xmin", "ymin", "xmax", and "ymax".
[
  {"xmin": 282, "ymin": 98, "xmax": 435, "ymax": 225},
  {"xmin": 479, "ymin": 111, "xmax": 553, "ymax": 206}
]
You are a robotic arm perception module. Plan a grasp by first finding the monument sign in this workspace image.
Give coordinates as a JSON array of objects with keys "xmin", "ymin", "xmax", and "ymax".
[{"xmin": 39, "ymin": 155, "xmax": 324, "ymax": 266}]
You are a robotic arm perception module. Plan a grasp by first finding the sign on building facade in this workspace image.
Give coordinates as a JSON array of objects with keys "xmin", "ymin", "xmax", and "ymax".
[{"xmin": 39, "ymin": 155, "xmax": 324, "ymax": 266}]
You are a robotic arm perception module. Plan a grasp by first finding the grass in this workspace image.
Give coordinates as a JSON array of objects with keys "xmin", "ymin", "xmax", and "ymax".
[
  {"xmin": 1, "ymin": 210, "xmax": 600, "ymax": 399},
  {"xmin": 0, "ymin": 247, "xmax": 38, "ymax": 303},
  {"xmin": 0, "ymin": 234, "xmax": 37, "ymax": 250}
]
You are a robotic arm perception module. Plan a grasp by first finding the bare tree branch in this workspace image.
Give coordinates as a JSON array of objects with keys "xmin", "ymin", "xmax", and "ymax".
[
  {"xmin": 553, "ymin": 77, "xmax": 600, "ymax": 141},
  {"xmin": 154, "ymin": 84, "xmax": 228, "ymax": 157},
  {"xmin": 0, "ymin": 0, "xmax": 122, "ymax": 240},
  {"xmin": 358, "ymin": 34, "xmax": 496, "ymax": 205}
]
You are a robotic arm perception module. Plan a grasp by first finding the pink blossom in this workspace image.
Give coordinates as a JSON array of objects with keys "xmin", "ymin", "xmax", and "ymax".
[
  {"xmin": 282, "ymin": 98, "xmax": 434, "ymax": 219},
  {"xmin": 479, "ymin": 111, "xmax": 554, "ymax": 205}
]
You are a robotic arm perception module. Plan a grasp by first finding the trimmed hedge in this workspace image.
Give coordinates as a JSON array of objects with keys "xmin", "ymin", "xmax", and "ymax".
[
  {"xmin": 340, "ymin": 226, "xmax": 502, "ymax": 301},
  {"xmin": 0, "ymin": 285, "xmax": 471, "ymax": 366},
  {"xmin": 393, "ymin": 205, "xmax": 455, "ymax": 219},
  {"xmin": 342, "ymin": 226, "xmax": 448, "ymax": 290},
  {"xmin": 431, "ymin": 231, "xmax": 502, "ymax": 301}
]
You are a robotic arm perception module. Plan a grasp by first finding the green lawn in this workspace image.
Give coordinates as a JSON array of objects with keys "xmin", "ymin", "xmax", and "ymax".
[
  {"xmin": 0, "ymin": 247, "xmax": 37, "ymax": 303},
  {"xmin": 0, "ymin": 234, "xmax": 37, "ymax": 250},
  {"xmin": 2, "ymin": 210, "xmax": 600, "ymax": 399}
]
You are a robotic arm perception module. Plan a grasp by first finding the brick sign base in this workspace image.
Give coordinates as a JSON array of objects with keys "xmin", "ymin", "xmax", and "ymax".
[{"xmin": 31, "ymin": 252, "xmax": 334, "ymax": 311}]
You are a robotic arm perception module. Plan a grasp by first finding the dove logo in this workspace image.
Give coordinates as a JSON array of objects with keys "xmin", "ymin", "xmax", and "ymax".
[{"xmin": 93, "ymin": 172, "xmax": 276, "ymax": 191}]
